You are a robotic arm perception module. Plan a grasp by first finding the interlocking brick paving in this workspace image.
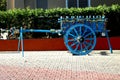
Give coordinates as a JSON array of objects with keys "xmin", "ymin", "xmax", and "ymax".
[
  {"xmin": 0, "ymin": 65, "xmax": 120, "ymax": 80},
  {"xmin": 0, "ymin": 51, "xmax": 120, "ymax": 80}
]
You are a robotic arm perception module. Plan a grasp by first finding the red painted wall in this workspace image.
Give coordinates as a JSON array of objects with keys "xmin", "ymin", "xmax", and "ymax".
[{"xmin": 0, "ymin": 37, "xmax": 120, "ymax": 51}]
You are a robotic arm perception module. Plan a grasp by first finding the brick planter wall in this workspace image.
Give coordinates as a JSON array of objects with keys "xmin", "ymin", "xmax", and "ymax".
[{"xmin": 0, "ymin": 37, "xmax": 120, "ymax": 51}]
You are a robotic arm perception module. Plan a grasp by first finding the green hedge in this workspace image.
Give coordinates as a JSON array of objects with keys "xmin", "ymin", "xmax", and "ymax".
[
  {"xmin": 0, "ymin": 5, "xmax": 119, "ymax": 28},
  {"xmin": 0, "ymin": 4, "xmax": 120, "ymax": 38},
  {"xmin": 0, "ymin": 0, "xmax": 6, "ymax": 11}
]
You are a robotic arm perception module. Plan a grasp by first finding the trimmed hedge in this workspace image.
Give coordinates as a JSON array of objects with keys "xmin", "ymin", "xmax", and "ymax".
[
  {"xmin": 0, "ymin": 0, "xmax": 6, "ymax": 11},
  {"xmin": 0, "ymin": 5, "xmax": 120, "ymax": 38}
]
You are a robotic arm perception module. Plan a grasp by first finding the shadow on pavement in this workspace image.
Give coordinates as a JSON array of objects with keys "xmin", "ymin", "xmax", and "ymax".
[{"xmin": 100, "ymin": 51, "xmax": 109, "ymax": 56}]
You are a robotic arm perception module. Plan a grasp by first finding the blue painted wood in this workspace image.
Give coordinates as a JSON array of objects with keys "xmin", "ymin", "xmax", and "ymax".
[
  {"xmin": 22, "ymin": 29, "xmax": 51, "ymax": 33},
  {"xmin": 64, "ymin": 24, "xmax": 96, "ymax": 55},
  {"xmin": 20, "ymin": 27, "xmax": 24, "ymax": 57}
]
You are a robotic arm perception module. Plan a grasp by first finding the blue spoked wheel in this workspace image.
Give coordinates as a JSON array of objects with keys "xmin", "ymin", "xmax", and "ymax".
[{"xmin": 64, "ymin": 24, "xmax": 96, "ymax": 55}]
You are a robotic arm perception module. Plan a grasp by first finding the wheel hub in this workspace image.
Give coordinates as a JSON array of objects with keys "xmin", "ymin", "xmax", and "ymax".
[{"xmin": 76, "ymin": 36, "xmax": 84, "ymax": 43}]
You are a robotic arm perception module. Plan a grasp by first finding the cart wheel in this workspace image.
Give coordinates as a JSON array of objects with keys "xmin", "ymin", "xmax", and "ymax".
[{"xmin": 64, "ymin": 24, "xmax": 96, "ymax": 55}]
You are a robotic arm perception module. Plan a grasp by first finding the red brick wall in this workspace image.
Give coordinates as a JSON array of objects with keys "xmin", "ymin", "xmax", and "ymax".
[{"xmin": 0, "ymin": 37, "xmax": 120, "ymax": 51}]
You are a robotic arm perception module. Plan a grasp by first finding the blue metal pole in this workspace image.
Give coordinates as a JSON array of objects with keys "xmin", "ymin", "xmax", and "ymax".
[
  {"xmin": 60, "ymin": 16, "xmax": 63, "ymax": 30},
  {"xmin": 18, "ymin": 36, "xmax": 20, "ymax": 52},
  {"xmin": 105, "ymin": 30, "xmax": 113, "ymax": 53},
  {"xmin": 66, "ymin": 0, "xmax": 68, "ymax": 8},
  {"xmin": 22, "ymin": 29, "xmax": 51, "ymax": 33},
  {"xmin": 88, "ymin": 0, "xmax": 91, "ymax": 7},
  {"xmin": 77, "ymin": 0, "xmax": 79, "ymax": 8},
  {"xmin": 20, "ymin": 27, "xmax": 24, "ymax": 57}
]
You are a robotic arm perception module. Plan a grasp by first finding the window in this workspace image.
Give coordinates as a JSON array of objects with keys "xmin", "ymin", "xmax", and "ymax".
[
  {"xmin": 68, "ymin": 0, "xmax": 88, "ymax": 8},
  {"xmin": 79, "ymin": 0, "xmax": 88, "ymax": 7},
  {"xmin": 68, "ymin": 0, "xmax": 77, "ymax": 8},
  {"xmin": 36, "ymin": 0, "xmax": 48, "ymax": 9},
  {"xmin": 36, "ymin": 0, "xmax": 90, "ymax": 9}
]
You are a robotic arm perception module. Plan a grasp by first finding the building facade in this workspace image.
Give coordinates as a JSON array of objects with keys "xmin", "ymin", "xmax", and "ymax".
[
  {"xmin": 7, "ymin": 0, "xmax": 120, "ymax": 10},
  {"xmin": 91, "ymin": 0, "xmax": 120, "ymax": 7}
]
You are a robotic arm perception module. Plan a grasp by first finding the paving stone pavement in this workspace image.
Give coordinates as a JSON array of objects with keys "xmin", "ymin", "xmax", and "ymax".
[{"xmin": 0, "ymin": 50, "xmax": 120, "ymax": 80}]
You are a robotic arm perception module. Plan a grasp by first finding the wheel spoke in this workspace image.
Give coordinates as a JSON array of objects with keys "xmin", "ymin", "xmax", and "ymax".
[
  {"xmin": 68, "ymin": 39, "xmax": 75, "ymax": 42},
  {"xmin": 84, "ymin": 32, "xmax": 92, "ymax": 38},
  {"xmin": 74, "ymin": 43, "xmax": 79, "ymax": 51},
  {"xmin": 83, "ymin": 43, "xmax": 88, "ymax": 51},
  {"xmin": 68, "ymin": 32, "xmax": 76, "ymax": 38},
  {"xmin": 87, "ymin": 43, "xmax": 92, "ymax": 49},
  {"xmin": 84, "ymin": 41, "xmax": 93, "ymax": 49},
  {"xmin": 82, "ymin": 27, "xmax": 87, "ymax": 36},
  {"xmin": 80, "ymin": 43, "xmax": 83, "ymax": 52},
  {"xmin": 70, "ymin": 41, "xmax": 78, "ymax": 47},
  {"xmin": 85, "ymin": 37, "xmax": 94, "ymax": 40},
  {"xmin": 79, "ymin": 26, "xmax": 82, "ymax": 35},
  {"xmin": 73, "ymin": 28, "xmax": 79, "ymax": 36}
]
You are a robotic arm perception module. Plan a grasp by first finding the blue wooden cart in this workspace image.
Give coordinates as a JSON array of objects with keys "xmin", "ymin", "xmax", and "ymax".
[{"xmin": 17, "ymin": 15, "xmax": 112, "ymax": 57}]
